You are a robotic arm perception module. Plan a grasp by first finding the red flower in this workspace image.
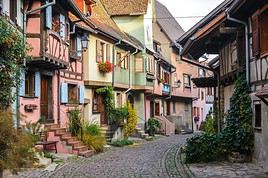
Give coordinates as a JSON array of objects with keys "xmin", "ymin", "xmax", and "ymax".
[{"xmin": 98, "ymin": 61, "xmax": 113, "ymax": 73}]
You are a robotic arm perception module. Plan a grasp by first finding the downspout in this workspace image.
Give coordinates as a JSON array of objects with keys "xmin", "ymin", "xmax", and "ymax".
[
  {"xmin": 113, "ymin": 40, "xmax": 121, "ymax": 87},
  {"xmin": 126, "ymin": 49, "xmax": 138, "ymax": 92},
  {"xmin": 57, "ymin": 70, "xmax": 61, "ymax": 126},
  {"xmin": 26, "ymin": 0, "xmax": 56, "ymax": 14},
  {"xmin": 226, "ymin": 10, "xmax": 249, "ymax": 84}
]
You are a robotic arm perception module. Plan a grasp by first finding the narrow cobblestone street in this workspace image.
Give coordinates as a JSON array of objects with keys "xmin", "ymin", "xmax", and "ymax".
[{"xmin": 18, "ymin": 135, "xmax": 190, "ymax": 178}]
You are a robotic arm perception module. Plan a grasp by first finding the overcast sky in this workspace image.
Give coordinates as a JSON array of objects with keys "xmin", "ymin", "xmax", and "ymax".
[{"xmin": 158, "ymin": 0, "xmax": 225, "ymax": 31}]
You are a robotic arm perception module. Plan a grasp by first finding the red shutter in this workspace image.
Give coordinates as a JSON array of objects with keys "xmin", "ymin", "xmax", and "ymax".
[{"xmin": 252, "ymin": 13, "xmax": 260, "ymax": 58}]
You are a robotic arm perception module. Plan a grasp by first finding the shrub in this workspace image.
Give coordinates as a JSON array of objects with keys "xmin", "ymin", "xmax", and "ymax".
[
  {"xmin": 67, "ymin": 108, "xmax": 81, "ymax": 136},
  {"xmin": 83, "ymin": 123, "xmax": 101, "ymax": 136},
  {"xmin": 147, "ymin": 118, "xmax": 161, "ymax": 136},
  {"xmin": 111, "ymin": 139, "xmax": 133, "ymax": 147},
  {"xmin": 124, "ymin": 103, "xmax": 138, "ymax": 138},
  {"xmin": 184, "ymin": 75, "xmax": 253, "ymax": 163},
  {"xmin": 81, "ymin": 133, "xmax": 106, "ymax": 152},
  {"xmin": 0, "ymin": 110, "xmax": 36, "ymax": 177},
  {"xmin": 110, "ymin": 106, "xmax": 128, "ymax": 127},
  {"xmin": 24, "ymin": 121, "xmax": 43, "ymax": 143},
  {"xmin": 203, "ymin": 115, "xmax": 217, "ymax": 134}
]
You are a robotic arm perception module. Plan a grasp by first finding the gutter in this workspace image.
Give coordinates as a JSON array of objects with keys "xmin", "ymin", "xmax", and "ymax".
[
  {"xmin": 225, "ymin": 9, "xmax": 249, "ymax": 84},
  {"xmin": 26, "ymin": 0, "xmax": 56, "ymax": 14}
]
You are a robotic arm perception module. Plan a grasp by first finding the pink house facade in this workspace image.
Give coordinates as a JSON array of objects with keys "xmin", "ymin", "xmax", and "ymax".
[{"xmin": 20, "ymin": 0, "xmax": 90, "ymax": 128}]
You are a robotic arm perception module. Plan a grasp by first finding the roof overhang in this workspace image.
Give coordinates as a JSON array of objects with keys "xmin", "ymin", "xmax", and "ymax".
[
  {"xmin": 192, "ymin": 77, "xmax": 218, "ymax": 88},
  {"xmin": 180, "ymin": 11, "xmax": 227, "ymax": 59},
  {"xmin": 256, "ymin": 85, "xmax": 268, "ymax": 105}
]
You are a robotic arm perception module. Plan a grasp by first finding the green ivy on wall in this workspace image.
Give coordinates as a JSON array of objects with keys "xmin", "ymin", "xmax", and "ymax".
[
  {"xmin": 0, "ymin": 16, "xmax": 30, "ymax": 110},
  {"xmin": 184, "ymin": 74, "xmax": 254, "ymax": 163}
]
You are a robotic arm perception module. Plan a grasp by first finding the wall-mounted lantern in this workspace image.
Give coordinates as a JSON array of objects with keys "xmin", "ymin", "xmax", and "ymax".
[{"xmin": 81, "ymin": 34, "xmax": 89, "ymax": 51}]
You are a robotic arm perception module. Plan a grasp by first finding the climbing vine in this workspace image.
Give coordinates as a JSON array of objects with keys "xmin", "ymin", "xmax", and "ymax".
[
  {"xmin": 0, "ymin": 16, "xmax": 31, "ymax": 110},
  {"xmin": 184, "ymin": 74, "xmax": 253, "ymax": 163}
]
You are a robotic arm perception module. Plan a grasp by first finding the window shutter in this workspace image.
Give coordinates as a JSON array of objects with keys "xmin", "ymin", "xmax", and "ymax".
[
  {"xmin": 252, "ymin": 14, "xmax": 260, "ymax": 57},
  {"xmin": 19, "ymin": 69, "xmax": 25, "ymax": 96},
  {"xmin": 135, "ymin": 58, "xmax": 144, "ymax": 72},
  {"xmin": 45, "ymin": 1, "xmax": 52, "ymax": 29},
  {"xmin": 59, "ymin": 14, "xmax": 65, "ymax": 38},
  {"xmin": 61, "ymin": 83, "xmax": 68, "ymax": 103},
  {"xmin": 35, "ymin": 72, "xmax": 40, "ymax": 97},
  {"xmin": 76, "ymin": 36, "xmax": 82, "ymax": 57},
  {"xmin": 96, "ymin": 40, "xmax": 100, "ymax": 62},
  {"xmin": 79, "ymin": 85, "xmax": 85, "ymax": 104},
  {"xmin": 106, "ymin": 44, "xmax": 110, "ymax": 61}
]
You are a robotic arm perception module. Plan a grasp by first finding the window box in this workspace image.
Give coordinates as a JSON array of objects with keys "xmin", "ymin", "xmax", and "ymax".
[{"xmin": 98, "ymin": 61, "xmax": 113, "ymax": 73}]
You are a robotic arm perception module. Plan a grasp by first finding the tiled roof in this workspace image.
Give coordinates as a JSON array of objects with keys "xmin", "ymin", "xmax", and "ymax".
[
  {"xmin": 155, "ymin": 0, "xmax": 184, "ymax": 42},
  {"xmin": 100, "ymin": 0, "xmax": 148, "ymax": 16},
  {"xmin": 89, "ymin": 0, "xmax": 143, "ymax": 49}
]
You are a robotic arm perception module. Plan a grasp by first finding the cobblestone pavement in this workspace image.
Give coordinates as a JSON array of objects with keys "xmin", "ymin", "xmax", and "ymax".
[
  {"xmin": 18, "ymin": 135, "xmax": 190, "ymax": 178},
  {"xmin": 189, "ymin": 162, "xmax": 268, "ymax": 178}
]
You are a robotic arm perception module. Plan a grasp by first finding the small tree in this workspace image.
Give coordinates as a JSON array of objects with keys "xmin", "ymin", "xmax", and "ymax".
[
  {"xmin": 124, "ymin": 103, "xmax": 138, "ymax": 138},
  {"xmin": 0, "ymin": 111, "xmax": 36, "ymax": 178}
]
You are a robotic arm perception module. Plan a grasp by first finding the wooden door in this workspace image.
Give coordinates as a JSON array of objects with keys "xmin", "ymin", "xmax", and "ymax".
[
  {"xmin": 40, "ymin": 76, "xmax": 53, "ymax": 123},
  {"xmin": 100, "ymin": 103, "xmax": 108, "ymax": 126},
  {"xmin": 41, "ymin": 76, "xmax": 49, "ymax": 121},
  {"xmin": 167, "ymin": 101, "xmax": 170, "ymax": 115},
  {"xmin": 150, "ymin": 101, "xmax": 154, "ymax": 117},
  {"xmin": 155, "ymin": 102, "xmax": 160, "ymax": 116}
]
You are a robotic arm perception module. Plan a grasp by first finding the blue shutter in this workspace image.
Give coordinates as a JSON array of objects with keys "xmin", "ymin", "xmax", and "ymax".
[
  {"xmin": 35, "ymin": 72, "xmax": 40, "ymax": 97},
  {"xmin": 19, "ymin": 68, "xmax": 25, "ymax": 96},
  {"xmin": 79, "ymin": 85, "xmax": 85, "ymax": 104},
  {"xmin": 60, "ymin": 14, "xmax": 65, "ymax": 38},
  {"xmin": 76, "ymin": 36, "xmax": 82, "ymax": 57},
  {"xmin": 61, "ymin": 83, "xmax": 68, "ymax": 103},
  {"xmin": 45, "ymin": 1, "xmax": 52, "ymax": 29}
]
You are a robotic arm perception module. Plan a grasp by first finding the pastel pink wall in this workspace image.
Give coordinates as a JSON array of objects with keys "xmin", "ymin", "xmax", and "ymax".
[
  {"xmin": 145, "ymin": 98, "xmax": 151, "ymax": 121},
  {"xmin": 19, "ymin": 97, "xmax": 40, "ymax": 125}
]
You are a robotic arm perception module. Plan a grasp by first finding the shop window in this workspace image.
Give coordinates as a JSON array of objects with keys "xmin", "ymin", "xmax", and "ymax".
[
  {"xmin": 93, "ymin": 90, "xmax": 102, "ymax": 113},
  {"xmin": 25, "ymin": 71, "xmax": 35, "ymax": 97},
  {"xmin": 68, "ymin": 84, "xmax": 78, "ymax": 104},
  {"xmin": 254, "ymin": 102, "xmax": 262, "ymax": 128}
]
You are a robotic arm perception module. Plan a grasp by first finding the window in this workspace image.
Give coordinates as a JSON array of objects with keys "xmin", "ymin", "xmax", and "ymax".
[
  {"xmin": 260, "ymin": 9, "xmax": 268, "ymax": 55},
  {"xmin": 68, "ymin": 84, "xmax": 78, "ymax": 104},
  {"xmin": 157, "ymin": 63, "xmax": 161, "ymax": 79},
  {"xmin": 117, "ymin": 51, "xmax": 128, "ymax": 69},
  {"xmin": 183, "ymin": 74, "xmax": 191, "ymax": 88},
  {"xmin": 201, "ymin": 91, "xmax": 204, "ymax": 100},
  {"xmin": 25, "ymin": 71, "xmax": 35, "ymax": 97},
  {"xmin": 51, "ymin": 8, "xmax": 66, "ymax": 38},
  {"xmin": 199, "ymin": 68, "xmax": 206, "ymax": 77},
  {"xmin": 146, "ymin": 57, "xmax": 155, "ymax": 74},
  {"xmin": 96, "ymin": 40, "xmax": 105, "ymax": 62},
  {"xmin": 70, "ymin": 36, "xmax": 82, "ymax": 57},
  {"xmin": 254, "ymin": 102, "xmax": 262, "ymax": 128},
  {"xmin": 153, "ymin": 41, "xmax": 161, "ymax": 53},
  {"xmin": 163, "ymin": 71, "xmax": 170, "ymax": 84},
  {"xmin": 93, "ymin": 90, "xmax": 102, "ymax": 113},
  {"xmin": 116, "ymin": 93, "xmax": 122, "ymax": 107},
  {"xmin": 9, "ymin": 0, "xmax": 17, "ymax": 23},
  {"xmin": 207, "ymin": 87, "xmax": 213, "ymax": 96},
  {"xmin": 135, "ymin": 58, "xmax": 144, "ymax": 72}
]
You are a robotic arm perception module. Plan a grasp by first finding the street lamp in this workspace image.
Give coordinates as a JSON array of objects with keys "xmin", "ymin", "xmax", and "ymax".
[{"xmin": 81, "ymin": 34, "xmax": 89, "ymax": 51}]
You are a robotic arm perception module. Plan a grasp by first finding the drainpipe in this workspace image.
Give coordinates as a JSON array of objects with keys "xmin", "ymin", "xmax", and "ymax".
[
  {"xmin": 57, "ymin": 70, "xmax": 61, "ymax": 126},
  {"xmin": 125, "ymin": 49, "xmax": 139, "ymax": 93},
  {"xmin": 113, "ymin": 40, "xmax": 121, "ymax": 87},
  {"xmin": 226, "ymin": 10, "xmax": 249, "ymax": 84},
  {"xmin": 26, "ymin": 0, "xmax": 56, "ymax": 14}
]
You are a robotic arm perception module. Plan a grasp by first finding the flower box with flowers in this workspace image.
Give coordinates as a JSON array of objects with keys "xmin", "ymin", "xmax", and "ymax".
[{"xmin": 98, "ymin": 61, "xmax": 113, "ymax": 73}]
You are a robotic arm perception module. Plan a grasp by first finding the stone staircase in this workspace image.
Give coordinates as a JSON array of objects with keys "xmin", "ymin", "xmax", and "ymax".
[
  {"xmin": 134, "ymin": 127, "xmax": 149, "ymax": 139},
  {"xmin": 100, "ymin": 125, "xmax": 114, "ymax": 144},
  {"xmin": 44, "ymin": 124, "xmax": 94, "ymax": 157}
]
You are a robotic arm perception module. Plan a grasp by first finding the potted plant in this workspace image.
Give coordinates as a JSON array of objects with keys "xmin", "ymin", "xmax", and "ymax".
[
  {"xmin": 98, "ymin": 61, "xmax": 113, "ymax": 73},
  {"xmin": 147, "ymin": 118, "xmax": 161, "ymax": 136}
]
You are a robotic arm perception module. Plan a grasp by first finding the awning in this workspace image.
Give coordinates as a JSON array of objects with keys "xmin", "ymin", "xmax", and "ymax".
[
  {"xmin": 192, "ymin": 77, "xmax": 218, "ymax": 88},
  {"xmin": 255, "ymin": 85, "xmax": 268, "ymax": 105}
]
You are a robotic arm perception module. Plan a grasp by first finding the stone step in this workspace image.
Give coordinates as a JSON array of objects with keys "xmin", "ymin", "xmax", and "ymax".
[
  {"xmin": 73, "ymin": 146, "xmax": 88, "ymax": 152},
  {"xmin": 68, "ymin": 141, "xmax": 81, "ymax": 148},
  {"xmin": 78, "ymin": 150, "xmax": 94, "ymax": 158}
]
